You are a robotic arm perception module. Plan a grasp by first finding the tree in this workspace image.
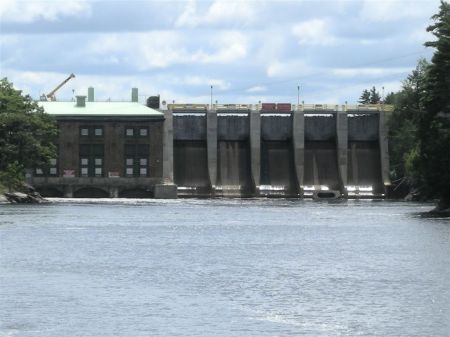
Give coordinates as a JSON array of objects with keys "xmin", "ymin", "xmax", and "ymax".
[
  {"xmin": 415, "ymin": 1, "xmax": 450, "ymax": 208},
  {"xmin": 359, "ymin": 86, "xmax": 382, "ymax": 104},
  {"xmin": 369, "ymin": 86, "xmax": 381, "ymax": 104},
  {"xmin": 384, "ymin": 92, "xmax": 398, "ymax": 105},
  {"xmin": 388, "ymin": 59, "xmax": 429, "ymax": 185},
  {"xmin": 0, "ymin": 78, "xmax": 57, "ymax": 188},
  {"xmin": 0, "ymin": 162, "xmax": 25, "ymax": 191},
  {"xmin": 358, "ymin": 89, "xmax": 371, "ymax": 104}
]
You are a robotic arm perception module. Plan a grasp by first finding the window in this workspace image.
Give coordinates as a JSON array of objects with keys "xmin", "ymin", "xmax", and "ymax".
[
  {"xmin": 48, "ymin": 157, "xmax": 58, "ymax": 176},
  {"xmin": 79, "ymin": 144, "xmax": 104, "ymax": 177},
  {"xmin": 124, "ymin": 144, "xmax": 149, "ymax": 177},
  {"xmin": 35, "ymin": 156, "xmax": 58, "ymax": 177},
  {"xmin": 80, "ymin": 126, "xmax": 104, "ymax": 137},
  {"xmin": 139, "ymin": 128, "xmax": 148, "ymax": 137},
  {"xmin": 94, "ymin": 128, "xmax": 103, "ymax": 136},
  {"xmin": 125, "ymin": 157, "xmax": 134, "ymax": 176},
  {"xmin": 126, "ymin": 128, "xmax": 134, "ymax": 137}
]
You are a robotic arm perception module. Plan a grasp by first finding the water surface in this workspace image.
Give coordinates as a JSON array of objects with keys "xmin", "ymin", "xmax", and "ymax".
[{"xmin": 0, "ymin": 199, "xmax": 449, "ymax": 336}]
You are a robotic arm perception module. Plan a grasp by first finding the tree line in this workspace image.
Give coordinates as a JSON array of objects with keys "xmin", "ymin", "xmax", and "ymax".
[
  {"xmin": 360, "ymin": 1, "xmax": 449, "ymax": 209},
  {"xmin": 0, "ymin": 79, "xmax": 57, "ymax": 192}
]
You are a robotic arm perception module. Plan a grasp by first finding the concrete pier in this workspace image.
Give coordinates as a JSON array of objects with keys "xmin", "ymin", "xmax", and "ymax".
[
  {"xmin": 163, "ymin": 109, "xmax": 174, "ymax": 183},
  {"xmin": 249, "ymin": 110, "xmax": 261, "ymax": 195},
  {"xmin": 207, "ymin": 109, "xmax": 218, "ymax": 192},
  {"xmin": 336, "ymin": 109, "xmax": 348, "ymax": 195},
  {"xmin": 292, "ymin": 108, "xmax": 305, "ymax": 196}
]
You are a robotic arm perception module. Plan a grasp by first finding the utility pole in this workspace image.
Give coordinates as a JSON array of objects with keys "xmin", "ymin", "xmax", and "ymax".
[
  {"xmin": 210, "ymin": 85, "xmax": 213, "ymax": 109},
  {"xmin": 297, "ymin": 85, "xmax": 300, "ymax": 105}
]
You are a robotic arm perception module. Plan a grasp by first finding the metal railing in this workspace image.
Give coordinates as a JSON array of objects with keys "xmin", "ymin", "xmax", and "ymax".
[{"xmin": 168, "ymin": 103, "xmax": 394, "ymax": 112}]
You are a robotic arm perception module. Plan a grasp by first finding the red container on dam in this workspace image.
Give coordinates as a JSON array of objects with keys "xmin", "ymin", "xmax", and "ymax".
[
  {"xmin": 276, "ymin": 103, "xmax": 292, "ymax": 111},
  {"xmin": 261, "ymin": 103, "xmax": 277, "ymax": 111}
]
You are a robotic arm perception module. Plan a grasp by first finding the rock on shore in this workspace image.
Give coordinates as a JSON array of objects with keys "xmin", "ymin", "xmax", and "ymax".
[
  {"xmin": 2, "ymin": 191, "xmax": 48, "ymax": 204},
  {"xmin": 0, "ymin": 194, "xmax": 8, "ymax": 204}
]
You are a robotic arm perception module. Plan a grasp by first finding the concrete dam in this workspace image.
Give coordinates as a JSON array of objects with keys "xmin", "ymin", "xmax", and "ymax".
[{"xmin": 163, "ymin": 104, "xmax": 390, "ymax": 198}]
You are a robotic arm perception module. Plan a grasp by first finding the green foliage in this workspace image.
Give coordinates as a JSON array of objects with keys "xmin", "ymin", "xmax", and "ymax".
[
  {"xmin": 358, "ymin": 89, "xmax": 371, "ymax": 104},
  {"xmin": 416, "ymin": 1, "xmax": 450, "ymax": 203},
  {"xmin": 388, "ymin": 2, "xmax": 450, "ymax": 205},
  {"xmin": 358, "ymin": 86, "xmax": 382, "ymax": 104},
  {"xmin": 369, "ymin": 86, "xmax": 381, "ymax": 104},
  {"xmin": 387, "ymin": 58, "xmax": 432, "ymax": 193},
  {"xmin": 0, "ymin": 78, "xmax": 57, "ymax": 186},
  {"xmin": 384, "ymin": 92, "xmax": 398, "ymax": 105},
  {"xmin": 0, "ymin": 162, "xmax": 25, "ymax": 192}
]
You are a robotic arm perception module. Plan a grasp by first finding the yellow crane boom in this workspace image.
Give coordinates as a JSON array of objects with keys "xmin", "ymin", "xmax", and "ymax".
[{"xmin": 46, "ymin": 73, "xmax": 75, "ymax": 101}]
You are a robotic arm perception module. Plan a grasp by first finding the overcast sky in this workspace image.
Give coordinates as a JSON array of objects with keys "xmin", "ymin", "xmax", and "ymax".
[{"xmin": 0, "ymin": 0, "xmax": 440, "ymax": 104}]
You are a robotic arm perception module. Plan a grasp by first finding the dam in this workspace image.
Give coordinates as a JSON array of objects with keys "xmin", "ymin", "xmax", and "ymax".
[
  {"xmin": 164, "ymin": 103, "xmax": 391, "ymax": 198},
  {"xmin": 29, "ymin": 90, "xmax": 390, "ymax": 199}
]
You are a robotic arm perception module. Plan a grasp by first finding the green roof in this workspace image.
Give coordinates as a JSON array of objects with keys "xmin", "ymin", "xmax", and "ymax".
[{"xmin": 38, "ymin": 101, "xmax": 163, "ymax": 117}]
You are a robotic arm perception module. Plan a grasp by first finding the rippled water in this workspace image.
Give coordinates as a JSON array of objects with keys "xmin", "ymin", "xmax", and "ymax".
[{"xmin": 0, "ymin": 199, "xmax": 449, "ymax": 337}]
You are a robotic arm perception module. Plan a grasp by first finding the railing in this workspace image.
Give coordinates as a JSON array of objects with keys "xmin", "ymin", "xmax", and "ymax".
[
  {"xmin": 168, "ymin": 104, "xmax": 208, "ymax": 110},
  {"xmin": 345, "ymin": 104, "xmax": 394, "ymax": 112},
  {"xmin": 168, "ymin": 103, "xmax": 394, "ymax": 112},
  {"xmin": 298, "ymin": 104, "xmax": 339, "ymax": 111},
  {"xmin": 214, "ymin": 104, "xmax": 252, "ymax": 110}
]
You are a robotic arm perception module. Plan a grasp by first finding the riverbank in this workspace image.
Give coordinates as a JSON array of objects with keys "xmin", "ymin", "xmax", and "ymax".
[{"xmin": 0, "ymin": 183, "xmax": 48, "ymax": 204}]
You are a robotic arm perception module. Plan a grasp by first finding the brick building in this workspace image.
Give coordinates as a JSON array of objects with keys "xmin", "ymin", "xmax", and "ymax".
[{"xmin": 30, "ymin": 89, "xmax": 176, "ymax": 198}]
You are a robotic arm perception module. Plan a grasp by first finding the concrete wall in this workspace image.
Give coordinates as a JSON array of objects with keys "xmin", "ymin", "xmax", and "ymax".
[
  {"xmin": 304, "ymin": 113, "xmax": 336, "ymax": 141},
  {"xmin": 217, "ymin": 113, "xmax": 249, "ymax": 141},
  {"xmin": 173, "ymin": 114, "xmax": 206, "ymax": 140},
  {"xmin": 348, "ymin": 113, "xmax": 379, "ymax": 141},
  {"xmin": 261, "ymin": 114, "xmax": 291, "ymax": 140},
  {"xmin": 171, "ymin": 108, "xmax": 388, "ymax": 198}
]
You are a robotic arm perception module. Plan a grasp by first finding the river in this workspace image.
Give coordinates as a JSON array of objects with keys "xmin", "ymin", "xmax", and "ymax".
[{"xmin": 0, "ymin": 199, "xmax": 449, "ymax": 337}]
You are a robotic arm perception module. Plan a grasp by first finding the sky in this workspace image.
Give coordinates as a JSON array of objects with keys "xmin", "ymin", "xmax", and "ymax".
[{"xmin": 0, "ymin": 0, "xmax": 441, "ymax": 105}]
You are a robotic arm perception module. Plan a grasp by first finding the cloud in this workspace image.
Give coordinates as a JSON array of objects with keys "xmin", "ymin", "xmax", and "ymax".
[
  {"xmin": 359, "ymin": 0, "xmax": 438, "ymax": 22},
  {"xmin": 1, "ymin": 0, "xmax": 438, "ymax": 105},
  {"xmin": 246, "ymin": 86, "xmax": 267, "ymax": 93},
  {"xmin": 193, "ymin": 31, "xmax": 248, "ymax": 63},
  {"xmin": 87, "ymin": 31, "xmax": 248, "ymax": 70},
  {"xmin": 0, "ymin": 0, "xmax": 91, "ymax": 23},
  {"xmin": 291, "ymin": 19, "xmax": 336, "ymax": 46},
  {"xmin": 266, "ymin": 59, "xmax": 316, "ymax": 78},
  {"xmin": 175, "ymin": 0, "xmax": 256, "ymax": 28},
  {"xmin": 179, "ymin": 76, "xmax": 230, "ymax": 90},
  {"xmin": 331, "ymin": 67, "xmax": 411, "ymax": 78}
]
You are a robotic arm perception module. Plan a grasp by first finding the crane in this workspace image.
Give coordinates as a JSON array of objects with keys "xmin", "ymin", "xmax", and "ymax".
[{"xmin": 45, "ymin": 73, "xmax": 75, "ymax": 101}]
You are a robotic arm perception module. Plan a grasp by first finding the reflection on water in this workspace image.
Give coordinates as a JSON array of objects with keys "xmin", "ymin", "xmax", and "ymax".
[{"xmin": 0, "ymin": 199, "xmax": 449, "ymax": 337}]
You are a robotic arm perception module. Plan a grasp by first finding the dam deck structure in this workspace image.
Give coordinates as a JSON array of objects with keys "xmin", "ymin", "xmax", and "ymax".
[{"xmin": 165, "ymin": 103, "xmax": 391, "ymax": 199}]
